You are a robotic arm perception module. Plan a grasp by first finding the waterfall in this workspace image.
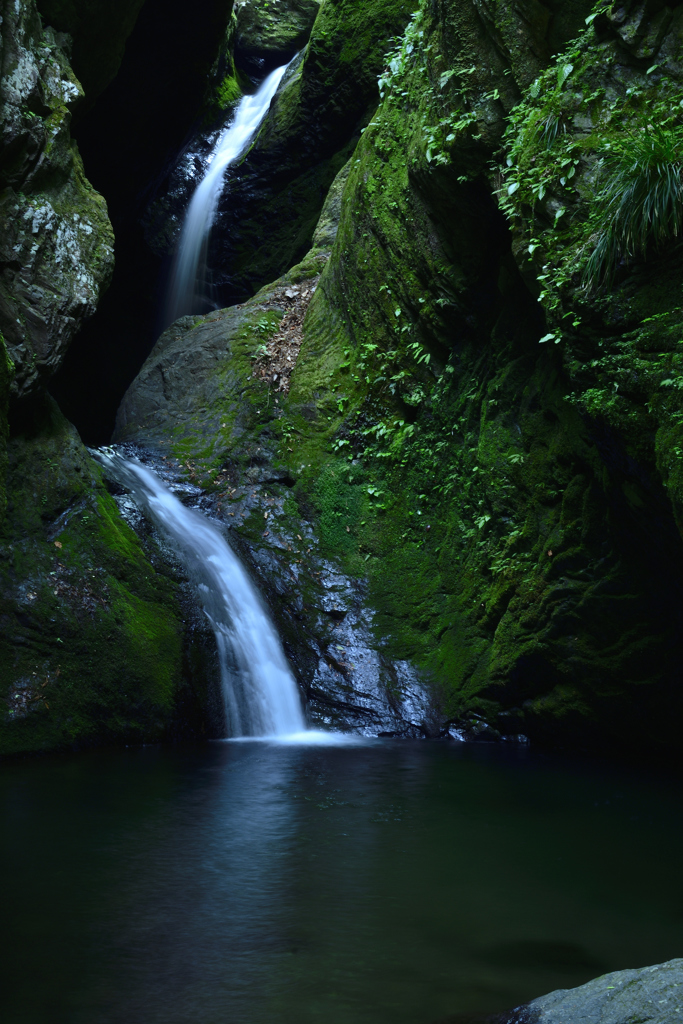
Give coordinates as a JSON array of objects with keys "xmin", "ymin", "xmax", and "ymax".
[
  {"xmin": 165, "ymin": 60, "xmax": 293, "ymax": 326},
  {"xmin": 96, "ymin": 451, "xmax": 305, "ymax": 738}
]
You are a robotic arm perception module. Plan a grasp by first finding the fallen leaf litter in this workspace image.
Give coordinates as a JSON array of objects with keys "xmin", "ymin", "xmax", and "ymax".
[{"xmin": 251, "ymin": 278, "xmax": 319, "ymax": 394}]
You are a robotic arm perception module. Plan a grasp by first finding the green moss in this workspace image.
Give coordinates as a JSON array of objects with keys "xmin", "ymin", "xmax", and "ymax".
[
  {"xmin": 236, "ymin": 0, "xmax": 321, "ymax": 60},
  {"xmin": 112, "ymin": 585, "xmax": 181, "ymax": 707},
  {"xmin": 215, "ymin": 73, "xmax": 242, "ymax": 110},
  {"xmin": 0, "ymin": 394, "xmax": 184, "ymax": 756},
  {"xmin": 276, "ymin": 0, "xmax": 683, "ymax": 750},
  {"xmin": 307, "ymin": 0, "xmax": 412, "ymax": 80},
  {"xmin": 203, "ymin": 12, "xmax": 245, "ymax": 121},
  {"xmin": 497, "ymin": 8, "xmax": 683, "ymax": 334}
]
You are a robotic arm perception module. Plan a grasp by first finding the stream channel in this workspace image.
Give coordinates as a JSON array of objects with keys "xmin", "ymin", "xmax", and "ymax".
[{"xmin": 1, "ymin": 740, "xmax": 683, "ymax": 1023}]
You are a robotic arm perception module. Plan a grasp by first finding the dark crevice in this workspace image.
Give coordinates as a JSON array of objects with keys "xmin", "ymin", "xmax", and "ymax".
[{"xmin": 49, "ymin": 0, "xmax": 233, "ymax": 445}]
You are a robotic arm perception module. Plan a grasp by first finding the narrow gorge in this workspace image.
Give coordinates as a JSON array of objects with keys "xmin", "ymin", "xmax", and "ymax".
[{"xmin": 1, "ymin": 0, "xmax": 683, "ymax": 1021}]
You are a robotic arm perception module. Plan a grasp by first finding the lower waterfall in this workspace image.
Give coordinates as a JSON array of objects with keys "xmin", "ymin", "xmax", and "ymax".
[{"xmin": 96, "ymin": 451, "xmax": 305, "ymax": 738}]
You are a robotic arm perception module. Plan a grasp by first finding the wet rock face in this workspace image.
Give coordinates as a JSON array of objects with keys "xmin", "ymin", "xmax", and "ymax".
[
  {"xmin": 102, "ymin": 439, "xmax": 446, "ymax": 738},
  {"xmin": 0, "ymin": 0, "xmax": 114, "ymax": 398},
  {"xmin": 235, "ymin": 0, "xmax": 321, "ymax": 76}
]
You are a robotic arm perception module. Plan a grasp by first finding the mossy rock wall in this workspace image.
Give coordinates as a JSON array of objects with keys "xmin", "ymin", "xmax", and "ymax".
[
  {"xmin": 492, "ymin": 0, "xmax": 683, "ymax": 544},
  {"xmin": 235, "ymin": 0, "xmax": 322, "ymax": 74},
  {"xmin": 290, "ymin": 0, "xmax": 683, "ymax": 755}
]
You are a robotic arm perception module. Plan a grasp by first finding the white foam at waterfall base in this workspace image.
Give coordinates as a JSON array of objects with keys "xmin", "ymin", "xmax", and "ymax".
[
  {"xmin": 95, "ymin": 452, "xmax": 305, "ymax": 739},
  {"xmin": 165, "ymin": 59, "xmax": 293, "ymax": 326},
  {"xmin": 225, "ymin": 730, "xmax": 374, "ymax": 746}
]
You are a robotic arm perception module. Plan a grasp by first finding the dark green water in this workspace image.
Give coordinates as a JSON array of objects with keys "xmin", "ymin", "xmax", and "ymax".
[{"xmin": 1, "ymin": 738, "xmax": 682, "ymax": 1024}]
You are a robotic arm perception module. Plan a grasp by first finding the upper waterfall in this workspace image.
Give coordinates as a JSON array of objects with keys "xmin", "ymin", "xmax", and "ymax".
[
  {"xmin": 95, "ymin": 451, "xmax": 305, "ymax": 738},
  {"xmin": 164, "ymin": 61, "xmax": 293, "ymax": 326}
]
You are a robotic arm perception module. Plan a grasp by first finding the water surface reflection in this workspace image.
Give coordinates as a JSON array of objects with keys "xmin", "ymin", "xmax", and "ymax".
[{"xmin": 1, "ymin": 740, "xmax": 682, "ymax": 1023}]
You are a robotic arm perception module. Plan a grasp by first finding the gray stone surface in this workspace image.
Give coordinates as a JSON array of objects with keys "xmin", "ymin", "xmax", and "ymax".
[{"xmin": 510, "ymin": 958, "xmax": 683, "ymax": 1023}]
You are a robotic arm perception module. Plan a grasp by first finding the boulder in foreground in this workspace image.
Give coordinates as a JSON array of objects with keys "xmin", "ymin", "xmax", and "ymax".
[{"xmin": 490, "ymin": 957, "xmax": 683, "ymax": 1023}]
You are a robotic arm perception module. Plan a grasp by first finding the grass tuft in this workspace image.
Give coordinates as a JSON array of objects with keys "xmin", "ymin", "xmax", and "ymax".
[{"xmin": 584, "ymin": 125, "xmax": 683, "ymax": 289}]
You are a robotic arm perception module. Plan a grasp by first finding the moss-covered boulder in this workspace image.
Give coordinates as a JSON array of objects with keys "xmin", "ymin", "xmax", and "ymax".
[
  {"xmin": 235, "ymin": 0, "xmax": 322, "ymax": 75},
  {"xmin": 0, "ymin": 394, "xmax": 187, "ymax": 755},
  {"xmin": 0, "ymin": 0, "xmax": 114, "ymax": 398}
]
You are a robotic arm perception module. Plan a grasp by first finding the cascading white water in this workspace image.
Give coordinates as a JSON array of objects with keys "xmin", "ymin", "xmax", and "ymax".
[
  {"xmin": 165, "ymin": 60, "xmax": 293, "ymax": 326},
  {"xmin": 96, "ymin": 451, "xmax": 305, "ymax": 738}
]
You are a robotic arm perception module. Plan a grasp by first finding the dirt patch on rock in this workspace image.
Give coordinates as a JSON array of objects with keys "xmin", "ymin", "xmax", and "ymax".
[{"xmin": 251, "ymin": 277, "xmax": 319, "ymax": 394}]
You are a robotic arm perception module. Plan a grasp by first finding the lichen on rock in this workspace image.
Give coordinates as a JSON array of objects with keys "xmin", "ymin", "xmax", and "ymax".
[{"xmin": 0, "ymin": 0, "xmax": 114, "ymax": 398}]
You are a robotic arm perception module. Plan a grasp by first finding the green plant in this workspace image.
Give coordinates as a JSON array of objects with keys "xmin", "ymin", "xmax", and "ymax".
[
  {"xmin": 583, "ymin": 125, "xmax": 683, "ymax": 289},
  {"xmin": 253, "ymin": 317, "xmax": 275, "ymax": 335},
  {"xmin": 378, "ymin": 9, "xmax": 424, "ymax": 98}
]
